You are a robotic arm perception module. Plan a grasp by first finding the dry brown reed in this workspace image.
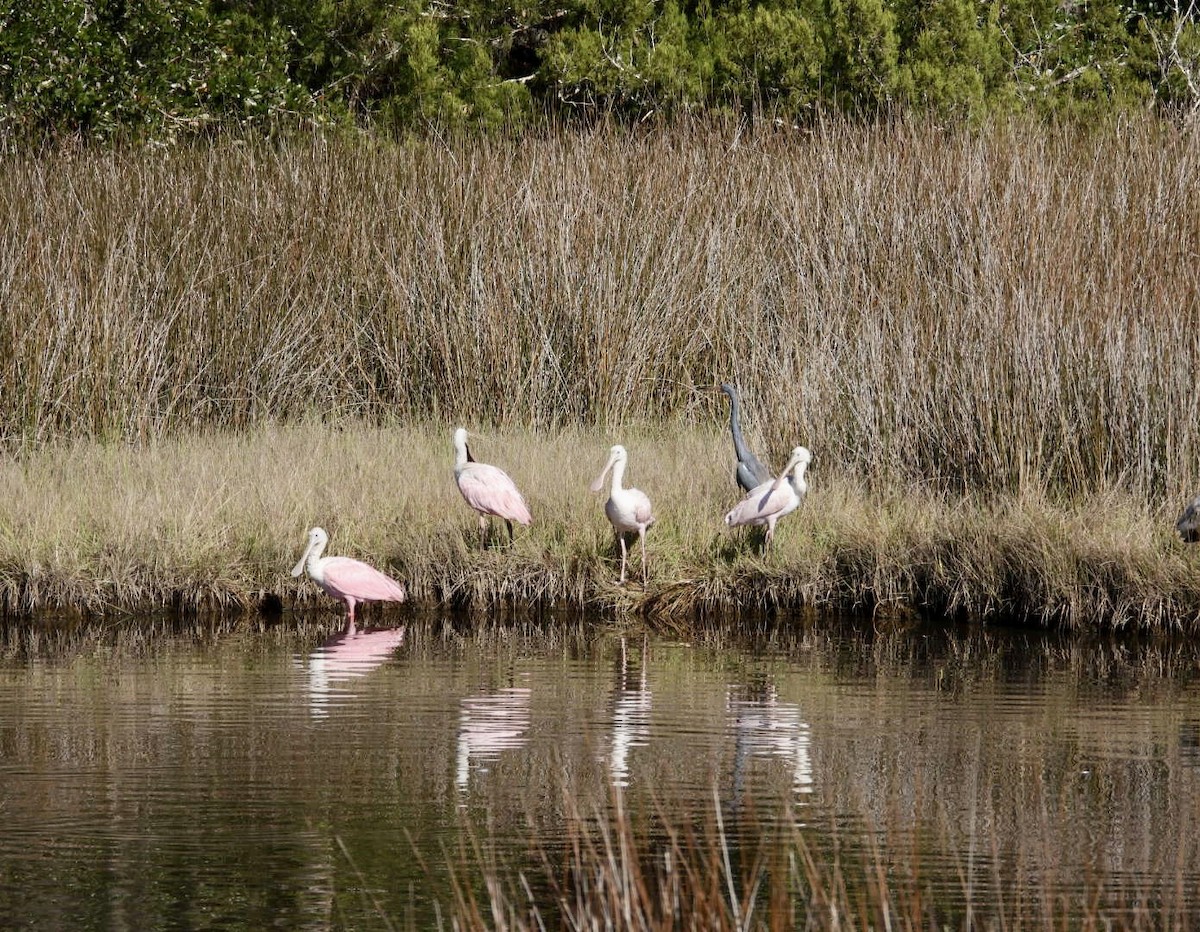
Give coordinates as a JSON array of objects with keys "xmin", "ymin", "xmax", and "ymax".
[
  {"xmin": 2, "ymin": 117, "xmax": 1198, "ymax": 505},
  {"xmin": 444, "ymin": 780, "xmax": 1197, "ymax": 931}
]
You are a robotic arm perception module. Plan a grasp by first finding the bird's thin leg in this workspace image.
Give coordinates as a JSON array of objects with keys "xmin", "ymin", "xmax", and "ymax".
[
  {"xmin": 346, "ymin": 600, "xmax": 357, "ymax": 631},
  {"xmin": 639, "ymin": 526, "xmax": 648, "ymax": 584},
  {"xmin": 506, "ymin": 519, "xmax": 514, "ymax": 545},
  {"xmin": 618, "ymin": 534, "xmax": 628, "ymax": 585},
  {"xmin": 478, "ymin": 515, "xmax": 489, "ymax": 549},
  {"xmin": 764, "ymin": 519, "xmax": 776, "ymax": 553}
]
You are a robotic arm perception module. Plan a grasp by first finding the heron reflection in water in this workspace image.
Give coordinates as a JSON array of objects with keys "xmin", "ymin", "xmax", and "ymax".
[
  {"xmin": 727, "ymin": 677, "xmax": 813, "ymax": 804},
  {"xmin": 455, "ymin": 685, "xmax": 532, "ymax": 797},
  {"xmin": 304, "ymin": 622, "xmax": 407, "ymax": 718},
  {"xmin": 608, "ymin": 635, "xmax": 652, "ymax": 789}
]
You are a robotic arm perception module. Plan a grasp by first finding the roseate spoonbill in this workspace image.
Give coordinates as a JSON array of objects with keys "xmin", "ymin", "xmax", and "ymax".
[
  {"xmin": 453, "ymin": 427, "xmax": 533, "ymax": 547},
  {"xmin": 291, "ymin": 526, "xmax": 407, "ymax": 628},
  {"xmin": 720, "ymin": 383, "xmax": 772, "ymax": 492},
  {"xmin": 590, "ymin": 444, "xmax": 655, "ymax": 585},
  {"xmin": 723, "ymin": 446, "xmax": 812, "ymax": 550},
  {"xmin": 1178, "ymin": 495, "xmax": 1200, "ymax": 543}
]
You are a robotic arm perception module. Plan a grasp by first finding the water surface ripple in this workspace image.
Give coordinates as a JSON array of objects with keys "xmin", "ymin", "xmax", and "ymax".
[{"xmin": 1, "ymin": 618, "xmax": 1198, "ymax": 927}]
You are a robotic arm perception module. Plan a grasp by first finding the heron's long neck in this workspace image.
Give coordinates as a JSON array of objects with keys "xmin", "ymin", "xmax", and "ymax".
[{"xmin": 726, "ymin": 392, "xmax": 755, "ymax": 463}]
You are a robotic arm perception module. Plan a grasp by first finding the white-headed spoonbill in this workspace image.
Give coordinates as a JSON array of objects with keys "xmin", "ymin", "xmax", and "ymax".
[
  {"xmin": 723, "ymin": 446, "xmax": 811, "ymax": 550},
  {"xmin": 453, "ymin": 427, "xmax": 533, "ymax": 547},
  {"xmin": 590, "ymin": 444, "xmax": 656, "ymax": 585}
]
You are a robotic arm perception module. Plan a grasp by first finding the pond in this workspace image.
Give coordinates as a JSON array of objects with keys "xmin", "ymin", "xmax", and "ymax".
[{"xmin": 1, "ymin": 614, "xmax": 1199, "ymax": 928}]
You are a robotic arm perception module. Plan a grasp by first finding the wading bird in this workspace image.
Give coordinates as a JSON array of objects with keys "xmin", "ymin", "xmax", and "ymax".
[
  {"xmin": 453, "ymin": 427, "xmax": 533, "ymax": 547},
  {"xmin": 724, "ymin": 446, "xmax": 812, "ymax": 551},
  {"xmin": 1179, "ymin": 494, "xmax": 1200, "ymax": 543},
  {"xmin": 720, "ymin": 383, "xmax": 772, "ymax": 493},
  {"xmin": 590, "ymin": 444, "xmax": 656, "ymax": 585},
  {"xmin": 291, "ymin": 526, "xmax": 407, "ymax": 630}
]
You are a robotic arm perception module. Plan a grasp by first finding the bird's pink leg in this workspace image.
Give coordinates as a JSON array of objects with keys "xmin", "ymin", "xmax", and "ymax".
[
  {"xmin": 478, "ymin": 515, "xmax": 489, "ymax": 549},
  {"xmin": 618, "ymin": 534, "xmax": 628, "ymax": 585},
  {"xmin": 345, "ymin": 598, "xmax": 358, "ymax": 630},
  {"xmin": 764, "ymin": 518, "xmax": 777, "ymax": 553},
  {"xmin": 639, "ymin": 526, "xmax": 648, "ymax": 584}
]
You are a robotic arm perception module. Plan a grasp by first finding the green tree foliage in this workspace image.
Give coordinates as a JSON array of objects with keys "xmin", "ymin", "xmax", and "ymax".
[
  {"xmin": 823, "ymin": 0, "xmax": 901, "ymax": 112},
  {"xmin": 894, "ymin": 0, "xmax": 1008, "ymax": 118},
  {"xmin": 542, "ymin": 0, "xmax": 711, "ymax": 112},
  {"xmin": 1001, "ymin": 0, "xmax": 1157, "ymax": 117},
  {"xmin": 710, "ymin": 3, "xmax": 826, "ymax": 114},
  {"xmin": 0, "ymin": 0, "xmax": 1196, "ymax": 139},
  {"xmin": 0, "ymin": 0, "xmax": 309, "ymax": 138}
]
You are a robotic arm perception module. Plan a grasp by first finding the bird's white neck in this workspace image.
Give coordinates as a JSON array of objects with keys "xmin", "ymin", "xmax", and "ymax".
[
  {"xmin": 453, "ymin": 434, "xmax": 469, "ymax": 472},
  {"xmin": 305, "ymin": 539, "xmax": 328, "ymax": 580},
  {"xmin": 789, "ymin": 463, "xmax": 808, "ymax": 492},
  {"xmin": 609, "ymin": 458, "xmax": 628, "ymax": 494}
]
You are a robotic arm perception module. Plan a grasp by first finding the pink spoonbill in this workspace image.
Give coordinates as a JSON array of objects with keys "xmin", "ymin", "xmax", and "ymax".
[
  {"xmin": 723, "ymin": 446, "xmax": 812, "ymax": 551},
  {"xmin": 590, "ymin": 444, "xmax": 656, "ymax": 585},
  {"xmin": 453, "ymin": 427, "xmax": 533, "ymax": 547},
  {"xmin": 291, "ymin": 526, "xmax": 407, "ymax": 630}
]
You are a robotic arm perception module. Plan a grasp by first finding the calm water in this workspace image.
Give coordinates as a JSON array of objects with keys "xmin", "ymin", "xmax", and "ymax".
[{"xmin": 2, "ymin": 615, "xmax": 1199, "ymax": 928}]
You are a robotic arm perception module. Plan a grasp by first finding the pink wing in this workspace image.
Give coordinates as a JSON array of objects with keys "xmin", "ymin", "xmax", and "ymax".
[
  {"xmin": 321, "ymin": 557, "xmax": 407, "ymax": 602},
  {"xmin": 724, "ymin": 484, "xmax": 786, "ymax": 528},
  {"xmin": 457, "ymin": 464, "xmax": 533, "ymax": 525},
  {"xmin": 630, "ymin": 488, "xmax": 655, "ymax": 526}
]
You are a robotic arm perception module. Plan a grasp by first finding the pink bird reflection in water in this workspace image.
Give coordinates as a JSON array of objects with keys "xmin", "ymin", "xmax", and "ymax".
[
  {"xmin": 304, "ymin": 623, "xmax": 407, "ymax": 718},
  {"xmin": 455, "ymin": 686, "xmax": 532, "ymax": 798}
]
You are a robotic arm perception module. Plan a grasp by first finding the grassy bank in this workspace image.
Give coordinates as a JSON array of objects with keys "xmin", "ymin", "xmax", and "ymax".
[{"xmin": 1, "ymin": 425, "xmax": 1197, "ymax": 630}]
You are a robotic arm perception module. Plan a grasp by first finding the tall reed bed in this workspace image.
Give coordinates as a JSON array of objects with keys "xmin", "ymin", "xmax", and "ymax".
[{"xmin": 2, "ymin": 118, "xmax": 1198, "ymax": 502}]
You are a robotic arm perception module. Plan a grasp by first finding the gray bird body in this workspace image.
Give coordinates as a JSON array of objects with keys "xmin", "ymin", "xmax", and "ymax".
[
  {"xmin": 720, "ymin": 383, "xmax": 772, "ymax": 493},
  {"xmin": 1178, "ymin": 495, "xmax": 1200, "ymax": 543}
]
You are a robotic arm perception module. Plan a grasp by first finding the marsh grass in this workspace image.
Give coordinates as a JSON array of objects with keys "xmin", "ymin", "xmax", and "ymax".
[
  {"xmin": 443, "ymin": 778, "xmax": 1197, "ymax": 930},
  {"xmin": 4, "ymin": 117, "xmax": 1200, "ymax": 627},
  {"xmin": 2, "ymin": 118, "xmax": 1198, "ymax": 503},
  {"xmin": 1, "ymin": 424, "xmax": 1197, "ymax": 629}
]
